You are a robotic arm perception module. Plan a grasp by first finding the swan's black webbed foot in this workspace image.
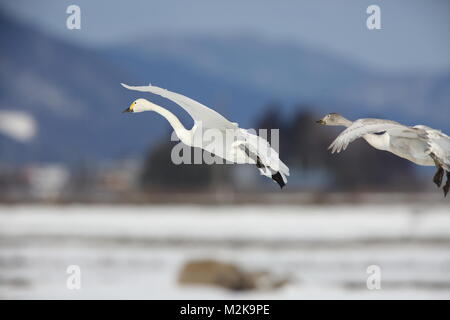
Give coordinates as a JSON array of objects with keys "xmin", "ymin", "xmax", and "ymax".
[
  {"xmin": 272, "ymin": 172, "xmax": 285, "ymax": 189},
  {"xmin": 433, "ymin": 167, "xmax": 444, "ymax": 188},
  {"xmin": 443, "ymin": 171, "xmax": 450, "ymax": 197}
]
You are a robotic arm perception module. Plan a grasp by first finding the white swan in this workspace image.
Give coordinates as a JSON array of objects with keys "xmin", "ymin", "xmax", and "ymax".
[
  {"xmin": 317, "ymin": 113, "xmax": 450, "ymax": 196},
  {"xmin": 121, "ymin": 83, "xmax": 289, "ymax": 188}
]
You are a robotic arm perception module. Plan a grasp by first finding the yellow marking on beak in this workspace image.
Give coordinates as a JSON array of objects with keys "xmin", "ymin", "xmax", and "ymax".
[{"xmin": 122, "ymin": 102, "xmax": 135, "ymax": 113}]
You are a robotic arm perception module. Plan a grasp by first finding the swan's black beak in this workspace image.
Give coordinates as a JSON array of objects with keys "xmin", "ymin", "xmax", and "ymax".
[
  {"xmin": 316, "ymin": 119, "xmax": 325, "ymax": 125},
  {"xmin": 122, "ymin": 107, "xmax": 132, "ymax": 113}
]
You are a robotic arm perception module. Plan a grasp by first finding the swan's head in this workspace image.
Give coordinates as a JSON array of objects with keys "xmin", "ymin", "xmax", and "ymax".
[
  {"xmin": 122, "ymin": 98, "xmax": 155, "ymax": 113},
  {"xmin": 316, "ymin": 113, "xmax": 346, "ymax": 126}
]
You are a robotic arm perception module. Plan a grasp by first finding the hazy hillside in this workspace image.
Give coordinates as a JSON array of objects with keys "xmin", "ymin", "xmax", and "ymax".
[
  {"xmin": 111, "ymin": 35, "xmax": 450, "ymax": 129},
  {"xmin": 1, "ymin": 12, "xmax": 449, "ymax": 164},
  {"xmin": 0, "ymin": 12, "xmax": 166, "ymax": 163}
]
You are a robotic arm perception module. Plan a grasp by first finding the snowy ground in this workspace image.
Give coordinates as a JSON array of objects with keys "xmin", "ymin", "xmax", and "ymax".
[{"xmin": 1, "ymin": 204, "xmax": 450, "ymax": 299}]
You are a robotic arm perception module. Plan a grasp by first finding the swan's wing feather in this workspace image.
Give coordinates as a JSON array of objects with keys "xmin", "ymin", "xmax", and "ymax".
[
  {"xmin": 422, "ymin": 129, "xmax": 450, "ymax": 170},
  {"xmin": 121, "ymin": 83, "xmax": 237, "ymax": 129},
  {"xmin": 329, "ymin": 119, "xmax": 414, "ymax": 154},
  {"xmin": 239, "ymin": 129, "xmax": 290, "ymax": 176}
]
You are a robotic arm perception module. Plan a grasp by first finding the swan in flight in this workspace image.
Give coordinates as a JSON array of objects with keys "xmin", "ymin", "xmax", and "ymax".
[
  {"xmin": 121, "ymin": 83, "xmax": 289, "ymax": 188},
  {"xmin": 317, "ymin": 113, "xmax": 450, "ymax": 196}
]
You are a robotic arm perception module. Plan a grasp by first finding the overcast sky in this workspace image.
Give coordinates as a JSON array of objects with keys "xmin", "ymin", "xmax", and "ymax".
[{"xmin": 2, "ymin": 0, "xmax": 450, "ymax": 73}]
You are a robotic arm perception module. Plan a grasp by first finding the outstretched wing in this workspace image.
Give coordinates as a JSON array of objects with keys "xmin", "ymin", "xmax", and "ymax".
[
  {"xmin": 329, "ymin": 119, "xmax": 420, "ymax": 154},
  {"xmin": 121, "ymin": 83, "xmax": 237, "ymax": 130},
  {"xmin": 420, "ymin": 127, "xmax": 450, "ymax": 171}
]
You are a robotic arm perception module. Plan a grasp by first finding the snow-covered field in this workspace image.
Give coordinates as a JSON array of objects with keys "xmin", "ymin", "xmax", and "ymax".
[{"xmin": 1, "ymin": 204, "xmax": 450, "ymax": 299}]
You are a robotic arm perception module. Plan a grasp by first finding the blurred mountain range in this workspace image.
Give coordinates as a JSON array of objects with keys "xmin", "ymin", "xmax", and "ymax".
[{"xmin": 1, "ymin": 11, "xmax": 449, "ymax": 164}]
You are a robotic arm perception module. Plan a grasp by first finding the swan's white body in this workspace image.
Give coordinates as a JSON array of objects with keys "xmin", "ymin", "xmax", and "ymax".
[{"xmin": 121, "ymin": 83, "xmax": 289, "ymax": 187}]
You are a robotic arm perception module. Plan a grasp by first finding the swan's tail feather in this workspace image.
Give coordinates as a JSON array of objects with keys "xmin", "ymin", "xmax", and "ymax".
[
  {"xmin": 277, "ymin": 159, "xmax": 290, "ymax": 177},
  {"xmin": 240, "ymin": 137, "xmax": 289, "ymax": 188}
]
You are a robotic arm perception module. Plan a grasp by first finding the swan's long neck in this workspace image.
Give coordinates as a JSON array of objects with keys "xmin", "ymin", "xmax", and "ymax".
[
  {"xmin": 145, "ymin": 103, "xmax": 192, "ymax": 144},
  {"xmin": 339, "ymin": 117, "xmax": 353, "ymax": 128}
]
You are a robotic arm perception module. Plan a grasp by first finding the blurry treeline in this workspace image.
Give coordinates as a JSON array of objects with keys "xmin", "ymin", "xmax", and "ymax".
[
  {"xmin": 0, "ymin": 104, "xmax": 424, "ymax": 204},
  {"xmin": 141, "ymin": 104, "xmax": 420, "ymax": 192}
]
